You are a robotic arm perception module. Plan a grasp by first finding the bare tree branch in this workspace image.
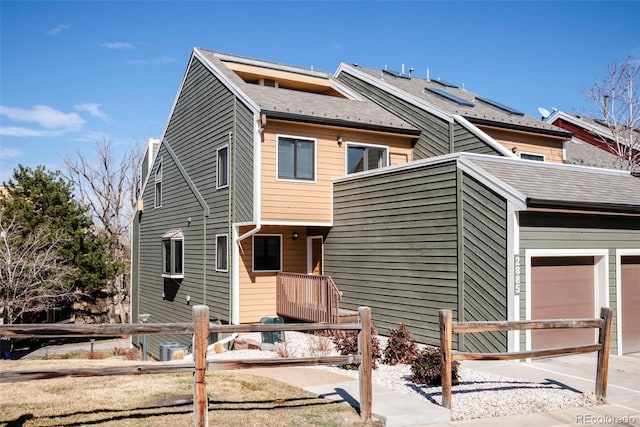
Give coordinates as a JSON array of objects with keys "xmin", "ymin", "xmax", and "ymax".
[
  {"xmin": 63, "ymin": 139, "xmax": 143, "ymax": 323},
  {"xmin": 0, "ymin": 213, "xmax": 77, "ymax": 325},
  {"xmin": 583, "ymin": 57, "xmax": 640, "ymax": 172}
]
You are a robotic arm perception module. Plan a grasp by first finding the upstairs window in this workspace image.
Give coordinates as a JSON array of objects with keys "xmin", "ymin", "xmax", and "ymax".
[
  {"xmin": 277, "ymin": 136, "xmax": 315, "ymax": 181},
  {"xmin": 155, "ymin": 161, "xmax": 163, "ymax": 208},
  {"xmin": 217, "ymin": 146, "xmax": 229, "ymax": 189},
  {"xmin": 253, "ymin": 235, "xmax": 282, "ymax": 272},
  {"xmin": 162, "ymin": 230, "xmax": 183, "ymax": 278},
  {"xmin": 216, "ymin": 234, "xmax": 228, "ymax": 272},
  {"xmin": 520, "ymin": 152, "xmax": 545, "ymax": 162},
  {"xmin": 347, "ymin": 143, "xmax": 388, "ymax": 174}
]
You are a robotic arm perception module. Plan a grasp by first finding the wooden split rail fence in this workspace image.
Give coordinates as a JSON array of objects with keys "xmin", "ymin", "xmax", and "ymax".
[
  {"xmin": 439, "ymin": 307, "xmax": 613, "ymax": 410},
  {"xmin": 0, "ymin": 305, "xmax": 374, "ymax": 426}
]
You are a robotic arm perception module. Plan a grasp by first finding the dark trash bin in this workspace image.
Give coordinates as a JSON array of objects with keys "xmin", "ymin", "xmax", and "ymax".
[
  {"xmin": 0, "ymin": 337, "xmax": 11, "ymax": 360},
  {"xmin": 260, "ymin": 317, "xmax": 285, "ymax": 346}
]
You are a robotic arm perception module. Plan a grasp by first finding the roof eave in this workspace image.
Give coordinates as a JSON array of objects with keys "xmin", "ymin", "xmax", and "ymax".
[
  {"xmin": 527, "ymin": 198, "xmax": 640, "ymax": 215},
  {"xmin": 466, "ymin": 116, "xmax": 573, "ymax": 139},
  {"xmin": 263, "ymin": 110, "xmax": 421, "ymax": 136}
]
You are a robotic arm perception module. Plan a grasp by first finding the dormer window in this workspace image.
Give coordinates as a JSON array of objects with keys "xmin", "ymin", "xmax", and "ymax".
[{"xmin": 155, "ymin": 161, "xmax": 163, "ymax": 208}]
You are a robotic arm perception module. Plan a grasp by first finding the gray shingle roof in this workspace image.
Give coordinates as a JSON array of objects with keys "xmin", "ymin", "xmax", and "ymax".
[
  {"xmin": 464, "ymin": 154, "xmax": 640, "ymax": 210},
  {"xmin": 354, "ymin": 66, "xmax": 570, "ymax": 136},
  {"xmin": 196, "ymin": 49, "xmax": 417, "ymax": 134}
]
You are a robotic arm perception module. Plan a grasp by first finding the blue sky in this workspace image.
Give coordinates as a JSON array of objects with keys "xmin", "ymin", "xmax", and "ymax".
[{"xmin": 1, "ymin": 1, "xmax": 639, "ymax": 184}]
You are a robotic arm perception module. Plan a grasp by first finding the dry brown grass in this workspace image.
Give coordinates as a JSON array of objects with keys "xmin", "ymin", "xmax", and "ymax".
[{"xmin": 0, "ymin": 359, "xmax": 372, "ymax": 427}]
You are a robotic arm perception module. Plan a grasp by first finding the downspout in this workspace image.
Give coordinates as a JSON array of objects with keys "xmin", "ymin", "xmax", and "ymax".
[{"xmin": 231, "ymin": 110, "xmax": 263, "ymax": 325}]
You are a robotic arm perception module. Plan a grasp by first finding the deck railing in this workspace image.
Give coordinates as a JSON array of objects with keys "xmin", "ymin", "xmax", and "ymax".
[{"xmin": 276, "ymin": 273, "xmax": 342, "ymax": 323}]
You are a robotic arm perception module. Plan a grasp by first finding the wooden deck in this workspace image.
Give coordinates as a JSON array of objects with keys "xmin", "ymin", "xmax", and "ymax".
[{"xmin": 277, "ymin": 273, "xmax": 348, "ymax": 324}]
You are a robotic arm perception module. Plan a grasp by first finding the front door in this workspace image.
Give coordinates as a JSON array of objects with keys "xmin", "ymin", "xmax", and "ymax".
[{"xmin": 308, "ymin": 236, "xmax": 323, "ymax": 276}]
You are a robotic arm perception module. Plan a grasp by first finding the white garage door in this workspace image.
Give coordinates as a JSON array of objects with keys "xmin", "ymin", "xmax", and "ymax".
[
  {"xmin": 621, "ymin": 256, "xmax": 640, "ymax": 354},
  {"xmin": 531, "ymin": 256, "xmax": 596, "ymax": 350}
]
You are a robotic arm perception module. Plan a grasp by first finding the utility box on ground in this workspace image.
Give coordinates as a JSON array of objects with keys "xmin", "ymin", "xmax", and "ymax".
[{"xmin": 260, "ymin": 317, "xmax": 285, "ymax": 349}]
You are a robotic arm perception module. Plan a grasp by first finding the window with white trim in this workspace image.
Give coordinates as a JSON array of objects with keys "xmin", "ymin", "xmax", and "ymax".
[
  {"xmin": 216, "ymin": 234, "xmax": 228, "ymax": 272},
  {"xmin": 162, "ymin": 230, "xmax": 183, "ymax": 278},
  {"xmin": 347, "ymin": 143, "xmax": 388, "ymax": 174},
  {"xmin": 154, "ymin": 161, "xmax": 163, "ymax": 208},
  {"xmin": 277, "ymin": 136, "xmax": 315, "ymax": 181},
  {"xmin": 217, "ymin": 146, "xmax": 228, "ymax": 189},
  {"xmin": 520, "ymin": 152, "xmax": 545, "ymax": 161},
  {"xmin": 253, "ymin": 235, "xmax": 282, "ymax": 272}
]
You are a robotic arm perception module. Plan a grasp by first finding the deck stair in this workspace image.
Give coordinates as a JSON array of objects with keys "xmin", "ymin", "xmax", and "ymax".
[{"xmin": 277, "ymin": 272, "xmax": 354, "ymax": 324}]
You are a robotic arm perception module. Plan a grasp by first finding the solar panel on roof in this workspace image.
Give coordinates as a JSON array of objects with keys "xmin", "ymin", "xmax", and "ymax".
[
  {"xmin": 431, "ymin": 79, "xmax": 459, "ymax": 89},
  {"xmin": 383, "ymin": 69, "xmax": 411, "ymax": 79},
  {"xmin": 476, "ymin": 96, "xmax": 524, "ymax": 116},
  {"xmin": 426, "ymin": 88, "xmax": 474, "ymax": 107}
]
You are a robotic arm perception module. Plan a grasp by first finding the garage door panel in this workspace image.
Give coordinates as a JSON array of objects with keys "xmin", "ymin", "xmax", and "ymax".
[
  {"xmin": 621, "ymin": 256, "xmax": 640, "ymax": 354},
  {"xmin": 531, "ymin": 257, "xmax": 595, "ymax": 350}
]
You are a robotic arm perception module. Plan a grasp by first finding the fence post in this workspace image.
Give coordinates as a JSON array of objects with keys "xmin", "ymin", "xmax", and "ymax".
[
  {"xmin": 193, "ymin": 305, "xmax": 209, "ymax": 427},
  {"xmin": 358, "ymin": 306, "xmax": 372, "ymax": 422},
  {"xmin": 595, "ymin": 307, "xmax": 612, "ymax": 402},
  {"xmin": 439, "ymin": 309, "xmax": 453, "ymax": 409}
]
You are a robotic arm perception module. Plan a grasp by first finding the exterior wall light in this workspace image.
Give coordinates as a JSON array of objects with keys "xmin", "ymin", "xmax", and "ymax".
[
  {"xmin": 337, "ymin": 136, "xmax": 343, "ymax": 147},
  {"xmin": 292, "ymin": 232, "xmax": 299, "ymax": 240}
]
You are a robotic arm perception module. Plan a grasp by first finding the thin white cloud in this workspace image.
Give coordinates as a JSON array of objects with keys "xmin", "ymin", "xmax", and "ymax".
[
  {"xmin": 152, "ymin": 57, "xmax": 178, "ymax": 64},
  {"xmin": 0, "ymin": 127, "xmax": 64, "ymax": 137},
  {"xmin": 74, "ymin": 131, "xmax": 109, "ymax": 143},
  {"xmin": 47, "ymin": 24, "xmax": 70, "ymax": 35},
  {"xmin": 0, "ymin": 147, "xmax": 22, "ymax": 159},
  {"xmin": 0, "ymin": 105, "xmax": 85, "ymax": 137},
  {"xmin": 100, "ymin": 42, "xmax": 134, "ymax": 50},
  {"xmin": 75, "ymin": 103, "xmax": 108, "ymax": 120}
]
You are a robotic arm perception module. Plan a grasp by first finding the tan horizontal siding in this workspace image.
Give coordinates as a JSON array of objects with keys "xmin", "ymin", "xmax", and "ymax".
[
  {"xmin": 479, "ymin": 126, "xmax": 565, "ymax": 163},
  {"xmin": 261, "ymin": 121, "xmax": 413, "ymax": 223},
  {"xmin": 237, "ymin": 225, "xmax": 310, "ymax": 323}
]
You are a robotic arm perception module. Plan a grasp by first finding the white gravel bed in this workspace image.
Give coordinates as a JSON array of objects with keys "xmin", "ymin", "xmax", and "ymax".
[{"xmin": 208, "ymin": 332, "xmax": 597, "ymax": 421}]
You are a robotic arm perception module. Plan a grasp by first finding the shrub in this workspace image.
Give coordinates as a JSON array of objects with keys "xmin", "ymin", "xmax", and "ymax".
[
  {"xmin": 383, "ymin": 323, "xmax": 418, "ymax": 365},
  {"xmin": 411, "ymin": 347, "xmax": 459, "ymax": 386},
  {"xmin": 331, "ymin": 326, "xmax": 382, "ymax": 370}
]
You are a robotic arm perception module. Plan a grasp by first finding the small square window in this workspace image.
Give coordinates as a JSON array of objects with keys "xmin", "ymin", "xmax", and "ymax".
[
  {"xmin": 277, "ymin": 137, "xmax": 315, "ymax": 181},
  {"xmin": 217, "ymin": 146, "xmax": 228, "ymax": 189},
  {"xmin": 253, "ymin": 235, "xmax": 282, "ymax": 272},
  {"xmin": 216, "ymin": 234, "xmax": 228, "ymax": 272},
  {"xmin": 162, "ymin": 230, "xmax": 183, "ymax": 278}
]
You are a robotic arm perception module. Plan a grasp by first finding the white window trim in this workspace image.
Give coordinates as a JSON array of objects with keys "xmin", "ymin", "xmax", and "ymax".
[
  {"xmin": 615, "ymin": 248, "xmax": 640, "ymax": 355},
  {"xmin": 519, "ymin": 151, "xmax": 545, "ymax": 162},
  {"xmin": 216, "ymin": 233, "xmax": 229, "ymax": 272},
  {"xmin": 345, "ymin": 141, "xmax": 390, "ymax": 175},
  {"xmin": 275, "ymin": 134, "xmax": 317, "ymax": 183},
  {"xmin": 216, "ymin": 146, "xmax": 229, "ymax": 189},
  {"xmin": 252, "ymin": 234, "xmax": 282, "ymax": 273},
  {"xmin": 524, "ymin": 248, "xmax": 609, "ymax": 352},
  {"xmin": 161, "ymin": 236, "xmax": 184, "ymax": 279},
  {"xmin": 154, "ymin": 158, "xmax": 163, "ymax": 208}
]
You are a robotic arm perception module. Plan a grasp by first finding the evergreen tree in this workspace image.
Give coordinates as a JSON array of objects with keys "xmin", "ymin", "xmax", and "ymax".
[{"xmin": 1, "ymin": 165, "xmax": 118, "ymax": 322}]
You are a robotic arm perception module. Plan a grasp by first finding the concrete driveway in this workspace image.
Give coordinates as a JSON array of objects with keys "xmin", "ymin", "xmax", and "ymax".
[{"xmin": 462, "ymin": 352, "xmax": 640, "ymax": 405}]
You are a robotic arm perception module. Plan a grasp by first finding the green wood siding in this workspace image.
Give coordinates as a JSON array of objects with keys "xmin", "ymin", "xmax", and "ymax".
[
  {"xmin": 337, "ymin": 72, "xmax": 503, "ymax": 159},
  {"xmin": 136, "ymin": 57, "xmax": 252, "ymax": 358},
  {"xmin": 461, "ymin": 173, "xmax": 508, "ymax": 352},
  {"xmin": 325, "ymin": 161, "xmax": 460, "ymax": 346},
  {"xmin": 232, "ymin": 101, "xmax": 255, "ymax": 223},
  {"xmin": 337, "ymin": 72, "xmax": 451, "ymax": 159},
  {"xmin": 453, "ymin": 123, "xmax": 501, "ymax": 155},
  {"xmin": 518, "ymin": 212, "xmax": 640, "ymax": 352}
]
